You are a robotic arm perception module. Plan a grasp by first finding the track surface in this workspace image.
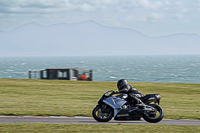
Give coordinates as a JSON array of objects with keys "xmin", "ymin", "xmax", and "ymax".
[{"xmin": 0, "ymin": 116, "xmax": 199, "ymax": 125}]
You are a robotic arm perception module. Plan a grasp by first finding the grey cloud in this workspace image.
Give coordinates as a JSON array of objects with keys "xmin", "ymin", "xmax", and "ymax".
[
  {"xmin": 0, "ymin": 0, "xmax": 71, "ymax": 13},
  {"xmin": 0, "ymin": 0, "xmax": 100, "ymax": 14},
  {"xmin": 0, "ymin": 0, "xmax": 190, "ymax": 15},
  {"xmin": 79, "ymin": 3, "xmax": 96, "ymax": 12}
]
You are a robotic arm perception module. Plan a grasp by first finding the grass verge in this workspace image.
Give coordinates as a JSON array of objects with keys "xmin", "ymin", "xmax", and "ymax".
[
  {"xmin": 0, "ymin": 123, "xmax": 200, "ymax": 133},
  {"xmin": 0, "ymin": 79, "xmax": 200, "ymax": 119}
]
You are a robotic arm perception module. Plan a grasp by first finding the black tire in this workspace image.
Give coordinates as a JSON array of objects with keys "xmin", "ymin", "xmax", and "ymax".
[
  {"xmin": 143, "ymin": 104, "xmax": 164, "ymax": 123},
  {"xmin": 92, "ymin": 104, "xmax": 114, "ymax": 122}
]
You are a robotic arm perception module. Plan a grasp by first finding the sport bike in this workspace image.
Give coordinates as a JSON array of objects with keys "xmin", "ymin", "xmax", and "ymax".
[{"xmin": 92, "ymin": 90, "xmax": 164, "ymax": 123}]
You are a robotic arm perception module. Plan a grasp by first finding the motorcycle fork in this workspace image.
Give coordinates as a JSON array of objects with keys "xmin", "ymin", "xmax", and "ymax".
[{"xmin": 101, "ymin": 104, "xmax": 108, "ymax": 112}]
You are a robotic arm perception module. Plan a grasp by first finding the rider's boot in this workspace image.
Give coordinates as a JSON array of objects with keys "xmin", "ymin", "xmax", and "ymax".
[
  {"xmin": 136, "ymin": 103, "xmax": 146, "ymax": 109},
  {"xmin": 129, "ymin": 100, "xmax": 146, "ymax": 112},
  {"xmin": 136, "ymin": 100, "xmax": 146, "ymax": 110}
]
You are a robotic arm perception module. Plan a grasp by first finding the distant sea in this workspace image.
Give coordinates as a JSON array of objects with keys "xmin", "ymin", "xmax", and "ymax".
[{"xmin": 0, "ymin": 55, "xmax": 200, "ymax": 83}]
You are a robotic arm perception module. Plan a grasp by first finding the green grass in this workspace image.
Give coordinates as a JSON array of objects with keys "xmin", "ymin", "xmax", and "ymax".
[
  {"xmin": 0, "ymin": 123, "xmax": 200, "ymax": 133},
  {"xmin": 0, "ymin": 79, "xmax": 200, "ymax": 119}
]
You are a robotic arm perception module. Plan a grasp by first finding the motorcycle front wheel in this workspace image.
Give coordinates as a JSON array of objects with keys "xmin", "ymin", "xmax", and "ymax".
[
  {"xmin": 92, "ymin": 104, "xmax": 114, "ymax": 122},
  {"xmin": 143, "ymin": 104, "xmax": 164, "ymax": 123}
]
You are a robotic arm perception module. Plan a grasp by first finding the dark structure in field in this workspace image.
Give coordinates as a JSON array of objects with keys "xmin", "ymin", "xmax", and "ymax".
[{"xmin": 28, "ymin": 68, "xmax": 92, "ymax": 81}]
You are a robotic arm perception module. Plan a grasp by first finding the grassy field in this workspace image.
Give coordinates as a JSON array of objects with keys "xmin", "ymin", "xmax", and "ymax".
[
  {"xmin": 0, "ymin": 123, "xmax": 200, "ymax": 133},
  {"xmin": 0, "ymin": 78, "xmax": 200, "ymax": 120}
]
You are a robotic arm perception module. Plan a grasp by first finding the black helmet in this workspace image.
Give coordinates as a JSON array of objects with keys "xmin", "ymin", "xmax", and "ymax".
[{"xmin": 117, "ymin": 79, "xmax": 128, "ymax": 90}]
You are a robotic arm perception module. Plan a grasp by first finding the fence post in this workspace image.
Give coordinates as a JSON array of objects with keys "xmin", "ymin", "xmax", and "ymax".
[{"xmin": 28, "ymin": 70, "xmax": 31, "ymax": 79}]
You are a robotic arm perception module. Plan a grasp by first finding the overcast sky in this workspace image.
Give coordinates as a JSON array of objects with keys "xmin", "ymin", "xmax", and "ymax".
[{"xmin": 0, "ymin": 0, "xmax": 200, "ymax": 36}]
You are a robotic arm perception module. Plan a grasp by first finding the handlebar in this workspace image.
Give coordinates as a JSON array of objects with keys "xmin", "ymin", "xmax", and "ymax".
[{"xmin": 104, "ymin": 90, "xmax": 114, "ymax": 96}]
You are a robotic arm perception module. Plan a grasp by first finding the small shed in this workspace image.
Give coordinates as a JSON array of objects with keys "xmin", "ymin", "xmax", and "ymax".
[{"xmin": 28, "ymin": 68, "xmax": 92, "ymax": 81}]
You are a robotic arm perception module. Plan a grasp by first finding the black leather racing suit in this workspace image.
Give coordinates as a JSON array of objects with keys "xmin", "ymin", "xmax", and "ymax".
[{"xmin": 115, "ymin": 84, "xmax": 144, "ymax": 105}]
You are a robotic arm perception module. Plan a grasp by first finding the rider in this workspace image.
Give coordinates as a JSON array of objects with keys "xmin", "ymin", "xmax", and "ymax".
[{"xmin": 112, "ymin": 79, "xmax": 146, "ymax": 109}]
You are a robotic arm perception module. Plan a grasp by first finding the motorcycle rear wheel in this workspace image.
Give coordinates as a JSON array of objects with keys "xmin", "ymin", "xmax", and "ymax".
[
  {"xmin": 92, "ymin": 104, "xmax": 114, "ymax": 122},
  {"xmin": 143, "ymin": 104, "xmax": 164, "ymax": 123}
]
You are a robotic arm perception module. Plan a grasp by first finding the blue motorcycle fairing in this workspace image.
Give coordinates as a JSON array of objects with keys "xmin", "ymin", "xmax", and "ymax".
[{"xmin": 103, "ymin": 96, "xmax": 127, "ymax": 118}]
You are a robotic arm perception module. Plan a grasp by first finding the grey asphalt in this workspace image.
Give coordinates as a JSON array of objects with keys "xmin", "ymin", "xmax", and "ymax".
[{"xmin": 0, "ymin": 116, "xmax": 199, "ymax": 125}]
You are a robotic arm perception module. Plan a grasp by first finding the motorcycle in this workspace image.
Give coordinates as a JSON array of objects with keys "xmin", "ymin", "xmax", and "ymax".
[{"xmin": 92, "ymin": 90, "xmax": 164, "ymax": 123}]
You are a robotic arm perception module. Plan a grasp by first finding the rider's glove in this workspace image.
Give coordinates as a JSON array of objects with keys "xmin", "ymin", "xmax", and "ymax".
[{"xmin": 111, "ymin": 91, "xmax": 116, "ymax": 95}]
